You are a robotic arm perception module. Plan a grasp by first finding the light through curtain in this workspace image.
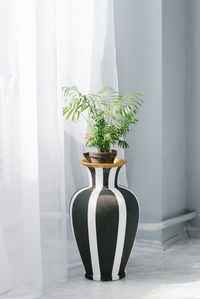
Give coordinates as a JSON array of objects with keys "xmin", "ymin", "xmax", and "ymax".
[
  {"xmin": 57, "ymin": 1, "xmax": 127, "ymax": 250},
  {"xmin": 0, "ymin": 0, "xmax": 66, "ymax": 298},
  {"xmin": 0, "ymin": 0, "xmax": 126, "ymax": 298}
]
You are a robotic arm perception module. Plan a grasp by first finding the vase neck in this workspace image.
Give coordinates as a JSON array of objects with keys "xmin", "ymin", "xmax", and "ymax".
[{"xmin": 87, "ymin": 167, "xmax": 121, "ymax": 188}]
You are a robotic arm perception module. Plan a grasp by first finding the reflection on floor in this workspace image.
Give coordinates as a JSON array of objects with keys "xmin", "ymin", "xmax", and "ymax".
[{"xmin": 40, "ymin": 234, "xmax": 200, "ymax": 299}]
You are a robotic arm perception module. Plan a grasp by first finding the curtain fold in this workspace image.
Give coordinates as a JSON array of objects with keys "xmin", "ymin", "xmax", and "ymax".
[
  {"xmin": 57, "ymin": 1, "xmax": 127, "ymax": 239},
  {"xmin": 0, "ymin": 1, "xmax": 67, "ymax": 298},
  {"xmin": 0, "ymin": 0, "xmax": 43, "ymax": 296},
  {"xmin": 0, "ymin": 0, "xmax": 126, "ymax": 298},
  {"xmin": 36, "ymin": 0, "xmax": 67, "ymax": 289}
]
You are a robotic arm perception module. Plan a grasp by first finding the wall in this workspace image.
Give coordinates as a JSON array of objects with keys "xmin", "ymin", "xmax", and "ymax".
[
  {"xmin": 162, "ymin": 0, "xmax": 187, "ymax": 241},
  {"xmin": 114, "ymin": 0, "xmax": 163, "ymax": 240},
  {"xmin": 114, "ymin": 0, "xmax": 189, "ymax": 242},
  {"xmin": 186, "ymin": 0, "xmax": 200, "ymax": 227}
]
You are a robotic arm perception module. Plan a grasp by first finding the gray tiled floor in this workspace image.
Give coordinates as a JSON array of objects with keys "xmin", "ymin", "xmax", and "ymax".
[{"xmin": 40, "ymin": 235, "xmax": 200, "ymax": 299}]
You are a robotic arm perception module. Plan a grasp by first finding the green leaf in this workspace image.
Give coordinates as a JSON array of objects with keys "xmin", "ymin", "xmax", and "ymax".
[
  {"xmin": 65, "ymin": 108, "xmax": 73, "ymax": 120},
  {"xmin": 62, "ymin": 85, "xmax": 144, "ymax": 151}
]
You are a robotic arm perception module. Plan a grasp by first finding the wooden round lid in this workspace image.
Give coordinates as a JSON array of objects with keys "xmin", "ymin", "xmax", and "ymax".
[{"xmin": 80, "ymin": 158, "xmax": 127, "ymax": 168}]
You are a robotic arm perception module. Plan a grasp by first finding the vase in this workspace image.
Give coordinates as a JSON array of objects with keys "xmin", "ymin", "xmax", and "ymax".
[{"xmin": 70, "ymin": 158, "xmax": 139, "ymax": 281}]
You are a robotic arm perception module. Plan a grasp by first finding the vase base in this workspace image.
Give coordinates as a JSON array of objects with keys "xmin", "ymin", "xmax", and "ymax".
[{"xmin": 85, "ymin": 272, "xmax": 125, "ymax": 281}]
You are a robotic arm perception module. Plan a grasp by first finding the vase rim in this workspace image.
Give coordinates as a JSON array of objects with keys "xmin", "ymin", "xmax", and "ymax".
[{"xmin": 80, "ymin": 157, "xmax": 127, "ymax": 168}]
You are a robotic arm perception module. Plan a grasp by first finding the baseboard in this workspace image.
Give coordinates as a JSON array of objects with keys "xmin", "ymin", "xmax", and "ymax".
[
  {"xmin": 131, "ymin": 230, "xmax": 188, "ymax": 256},
  {"xmin": 185, "ymin": 226, "xmax": 200, "ymax": 238},
  {"xmin": 162, "ymin": 230, "xmax": 188, "ymax": 250}
]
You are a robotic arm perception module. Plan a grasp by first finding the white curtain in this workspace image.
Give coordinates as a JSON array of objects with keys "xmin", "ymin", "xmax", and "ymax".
[
  {"xmin": 0, "ymin": 1, "xmax": 67, "ymax": 298},
  {"xmin": 0, "ymin": 0, "xmax": 125, "ymax": 298},
  {"xmin": 58, "ymin": 0, "xmax": 127, "ymax": 231}
]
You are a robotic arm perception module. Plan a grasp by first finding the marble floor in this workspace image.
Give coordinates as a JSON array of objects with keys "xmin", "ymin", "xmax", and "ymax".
[{"xmin": 40, "ymin": 235, "xmax": 200, "ymax": 299}]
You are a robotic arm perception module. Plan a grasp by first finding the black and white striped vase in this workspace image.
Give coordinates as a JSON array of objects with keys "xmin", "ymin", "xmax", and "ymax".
[{"xmin": 70, "ymin": 158, "xmax": 139, "ymax": 281}]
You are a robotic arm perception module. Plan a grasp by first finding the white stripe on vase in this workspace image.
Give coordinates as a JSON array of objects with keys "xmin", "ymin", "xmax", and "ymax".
[
  {"xmin": 87, "ymin": 168, "xmax": 103, "ymax": 280},
  {"xmin": 87, "ymin": 187, "xmax": 102, "ymax": 280},
  {"xmin": 95, "ymin": 168, "xmax": 103, "ymax": 188},
  {"xmin": 109, "ymin": 167, "xmax": 127, "ymax": 280}
]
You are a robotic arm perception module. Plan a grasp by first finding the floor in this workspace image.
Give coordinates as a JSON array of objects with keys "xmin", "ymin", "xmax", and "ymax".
[{"xmin": 40, "ymin": 234, "xmax": 200, "ymax": 299}]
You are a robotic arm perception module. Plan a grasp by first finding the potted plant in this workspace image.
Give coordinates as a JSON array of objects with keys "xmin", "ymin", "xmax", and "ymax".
[
  {"xmin": 62, "ymin": 86, "xmax": 143, "ymax": 163},
  {"xmin": 63, "ymin": 86, "xmax": 143, "ymax": 282}
]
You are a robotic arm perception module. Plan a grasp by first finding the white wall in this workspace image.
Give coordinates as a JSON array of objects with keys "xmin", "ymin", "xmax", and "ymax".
[
  {"xmin": 114, "ymin": 0, "xmax": 190, "ymax": 241},
  {"xmin": 162, "ymin": 0, "xmax": 187, "ymax": 241},
  {"xmin": 186, "ymin": 0, "xmax": 200, "ymax": 227},
  {"xmin": 114, "ymin": 0, "xmax": 163, "ymax": 240}
]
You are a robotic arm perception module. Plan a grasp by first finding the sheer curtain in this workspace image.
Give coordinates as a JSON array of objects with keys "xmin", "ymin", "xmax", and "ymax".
[
  {"xmin": 0, "ymin": 1, "xmax": 66, "ymax": 298},
  {"xmin": 58, "ymin": 1, "xmax": 127, "ymax": 239},
  {"xmin": 0, "ymin": 0, "xmax": 125, "ymax": 298}
]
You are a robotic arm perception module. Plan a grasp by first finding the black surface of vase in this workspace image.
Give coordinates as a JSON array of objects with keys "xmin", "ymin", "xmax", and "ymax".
[{"xmin": 70, "ymin": 158, "xmax": 139, "ymax": 281}]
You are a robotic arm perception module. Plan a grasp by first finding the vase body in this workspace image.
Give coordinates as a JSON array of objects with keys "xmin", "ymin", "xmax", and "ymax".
[{"xmin": 70, "ymin": 160, "xmax": 139, "ymax": 281}]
